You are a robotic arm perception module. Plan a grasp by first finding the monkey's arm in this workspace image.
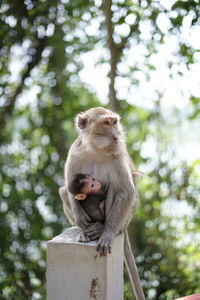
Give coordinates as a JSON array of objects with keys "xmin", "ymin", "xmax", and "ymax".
[
  {"xmin": 97, "ymin": 184, "xmax": 138, "ymax": 256},
  {"xmin": 59, "ymin": 184, "xmax": 92, "ymax": 228},
  {"xmin": 59, "ymin": 186, "xmax": 96, "ymax": 242},
  {"xmin": 64, "ymin": 140, "xmax": 92, "ymax": 228},
  {"xmin": 59, "ymin": 186, "xmax": 75, "ymax": 226},
  {"xmin": 128, "ymin": 154, "xmax": 137, "ymax": 180},
  {"xmin": 128, "ymin": 154, "xmax": 135, "ymax": 171},
  {"xmin": 70, "ymin": 194, "xmax": 104, "ymax": 241},
  {"xmin": 59, "ymin": 186, "xmax": 92, "ymax": 227},
  {"xmin": 68, "ymin": 192, "xmax": 92, "ymax": 228}
]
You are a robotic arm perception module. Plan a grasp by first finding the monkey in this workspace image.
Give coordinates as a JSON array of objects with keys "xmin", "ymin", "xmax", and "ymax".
[
  {"xmin": 68, "ymin": 173, "xmax": 107, "ymax": 222},
  {"xmin": 68, "ymin": 172, "xmax": 143, "ymax": 224},
  {"xmin": 59, "ymin": 107, "xmax": 146, "ymax": 300}
]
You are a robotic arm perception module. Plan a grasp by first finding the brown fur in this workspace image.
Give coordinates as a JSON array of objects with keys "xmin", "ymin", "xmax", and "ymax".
[{"xmin": 59, "ymin": 107, "xmax": 145, "ymax": 300}]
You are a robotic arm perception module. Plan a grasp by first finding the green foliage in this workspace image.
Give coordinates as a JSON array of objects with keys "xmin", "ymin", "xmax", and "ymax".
[{"xmin": 0, "ymin": 0, "xmax": 200, "ymax": 299}]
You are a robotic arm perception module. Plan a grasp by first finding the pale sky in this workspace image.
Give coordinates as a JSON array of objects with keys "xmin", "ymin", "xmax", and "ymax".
[
  {"xmin": 78, "ymin": 11, "xmax": 200, "ymax": 165},
  {"xmin": 6, "ymin": 4, "xmax": 200, "ymax": 166}
]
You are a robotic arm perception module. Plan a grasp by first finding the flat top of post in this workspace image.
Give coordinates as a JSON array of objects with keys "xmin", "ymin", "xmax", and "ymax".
[{"xmin": 47, "ymin": 227, "xmax": 97, "ymax": 246}]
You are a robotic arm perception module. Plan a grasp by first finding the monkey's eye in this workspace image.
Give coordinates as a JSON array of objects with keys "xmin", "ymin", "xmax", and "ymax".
[
  {"xmin": 93, "ymin": 178, "xmax": 94, "ymax": 181},
  {"xmin": 104, "ymin": 120, "xmax": 110, "ymax": 126},
  {"xmin": 91, "ymin": 184, "xmax": 94, "ymax": 188},
  {"xmin": 113, "ymin": 119, "xmax": 117, "ymax": 125}
]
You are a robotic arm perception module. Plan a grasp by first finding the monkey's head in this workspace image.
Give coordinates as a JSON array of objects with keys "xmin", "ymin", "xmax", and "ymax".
[
  {"xmin": 68, "ymin": 173, "xmax": 102, "ymax": 200},
  {"xmin": 75, "ymin": 107, "xmax": 124, "ymax": 153}
]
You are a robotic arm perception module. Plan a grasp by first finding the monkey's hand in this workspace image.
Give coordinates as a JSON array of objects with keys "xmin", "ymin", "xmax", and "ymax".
[
  {"xmin": 73, "ymin": 207, "xmax": 91, "ymax": 229},
  {"xmin": 96, "ymin": 229, "xmax": 114, "ymax": 256}
]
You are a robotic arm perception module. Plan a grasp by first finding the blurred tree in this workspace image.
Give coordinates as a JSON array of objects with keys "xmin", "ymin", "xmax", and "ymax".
[
  {"xmin": 0, "ymin": 0, "xmax": 100, "ymax": 299},
  {"xmin": 99, "ymin": 1, "xmax": 200, "ymax": 298},
  {"xmin": 0, "ymin": 0, "xmax": 199, "ymax": 299}
]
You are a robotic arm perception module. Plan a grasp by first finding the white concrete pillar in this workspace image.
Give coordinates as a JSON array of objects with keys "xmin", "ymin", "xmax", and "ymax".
[{"xmin": 46, "ymin": 227, "xmax": 124, "ymax": 300}]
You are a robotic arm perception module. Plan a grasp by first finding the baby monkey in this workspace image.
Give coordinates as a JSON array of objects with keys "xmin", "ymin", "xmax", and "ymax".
[
  {"xmin": 68, "ymin": 174, "xmax": 107, "ymax": 223},
  {"xmin": 68, "ymin": 171, "xmax": 144, "ymax": 224}
]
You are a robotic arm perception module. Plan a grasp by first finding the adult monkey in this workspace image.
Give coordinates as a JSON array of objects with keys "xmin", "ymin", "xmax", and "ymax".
[{"xmin": 59, "ymin": 107, "xmax": 145, "ymax": 300}]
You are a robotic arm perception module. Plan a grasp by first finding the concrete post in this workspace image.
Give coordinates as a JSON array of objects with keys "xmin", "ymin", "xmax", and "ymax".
[{"xmin": 46, "ymin": 227, "xmax": 124, "ymax": 300}]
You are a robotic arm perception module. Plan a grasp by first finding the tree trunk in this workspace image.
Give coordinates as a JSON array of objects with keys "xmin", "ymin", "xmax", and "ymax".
[{"xmin": 102, "ymin": 0, "xmax": 120, "ymax": 112}]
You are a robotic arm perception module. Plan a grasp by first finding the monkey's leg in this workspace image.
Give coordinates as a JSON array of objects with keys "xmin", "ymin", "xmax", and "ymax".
[
  {"xmin": 59, "ymin": 187, "xmax": 98, "ymax": 243},
  {"xmin": 99, "ymin": 200, "xmax": 105, "ymax": 217},
  {"xmin": 59, "ymin": 186, "xmax": 75, "ymax": 226},
  {"xmin": 124, "ymin": 230, "xmax": 146, "ymax": 300},
  {"xmin": 59, "ymin": 186, "xmax": 91, "ymax": 227}
]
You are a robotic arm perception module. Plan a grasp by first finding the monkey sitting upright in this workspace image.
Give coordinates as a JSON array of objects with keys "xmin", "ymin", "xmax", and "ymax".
[
  {"xmin": 59, "ymin": 107, "xmax": 146, "ymax": 300},
  {"xmin": 68, "ymin": 173, "xmax": 107, "ymax": 223}
]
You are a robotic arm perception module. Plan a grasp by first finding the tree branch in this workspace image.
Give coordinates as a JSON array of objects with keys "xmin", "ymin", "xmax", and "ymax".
[
  {"xmin": 102, "ymin": 0, "xmax": 120, "ymax": 112},
  {"xmin": 0, "ymin": 38, "xmax": 46, "ymax": 141},
  {"xmin": 102, "ymin": 0, "xmax": 138, "ymax": 112},
  {"xmin": 117, "ymin": 23, "xmax": 138, "ymax": 53}
]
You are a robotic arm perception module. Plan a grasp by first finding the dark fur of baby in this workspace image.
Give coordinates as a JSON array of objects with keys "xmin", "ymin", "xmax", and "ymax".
[{"xmin": 68, "ymin": 173, "xmax": 107, "ymax": 223}]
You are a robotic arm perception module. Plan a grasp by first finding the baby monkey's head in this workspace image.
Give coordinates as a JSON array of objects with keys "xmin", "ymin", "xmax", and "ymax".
[{"xmin": 68, "ymin": 173, "xmax": 102, "ymax": 200}]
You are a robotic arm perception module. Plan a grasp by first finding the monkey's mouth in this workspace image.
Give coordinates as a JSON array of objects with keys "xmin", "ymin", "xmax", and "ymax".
[
  {"xmin": 92, "ymin": 136, "xmax": 118, "ymax": 151},
  {"xmin": 104, "ymin": 143, "xmax": 118, "ymax": 151}
]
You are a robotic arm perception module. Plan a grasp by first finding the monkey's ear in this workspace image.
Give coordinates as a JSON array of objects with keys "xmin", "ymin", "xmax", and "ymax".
[
  {"xmin": 74, "ymin": 193, "xmax": 86, "ymax": 200},
  {"xmin": 75, "ymin": 113, "xmax": 88, "ymax": 130}
]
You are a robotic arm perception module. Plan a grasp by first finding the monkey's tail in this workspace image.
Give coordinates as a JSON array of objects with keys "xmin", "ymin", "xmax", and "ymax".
[{"xmin": 124, "ymin": 230, "xmax": 146, "ymax": 300}]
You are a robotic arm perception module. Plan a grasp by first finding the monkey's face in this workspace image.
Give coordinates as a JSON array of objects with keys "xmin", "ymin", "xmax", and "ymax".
[
  {"xmin": 91, "ymin": 116, "xmax": 119, "ymax": 150},
  {"xmin": 75, "ymin": 107, "xmax": 123, "ymax": 152},
  {"xmin": 81, "ymin": 176, "xmax": 102, "ymax": 194}
]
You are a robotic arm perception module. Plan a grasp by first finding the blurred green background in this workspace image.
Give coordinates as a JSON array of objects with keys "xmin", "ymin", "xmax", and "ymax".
[{"xmin": 0, "ymin": 0, "xmax": 200, "ymax": 299}]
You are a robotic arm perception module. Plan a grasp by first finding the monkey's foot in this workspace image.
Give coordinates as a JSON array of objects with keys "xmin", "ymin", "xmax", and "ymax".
[
  {"xmin": 96, "ymin": 230, "xmax": 114, "ymax": 256},
  {"xmin": 79, "ymin": 231, "xmax": 91, "ymax": 243},
  {"xmin": 84, "ymin": 222, "xmax": 104, "ymax": 241},
  {"xmin": 79, "ymin": 222, "xmax": 104, "ymax": 243}
]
